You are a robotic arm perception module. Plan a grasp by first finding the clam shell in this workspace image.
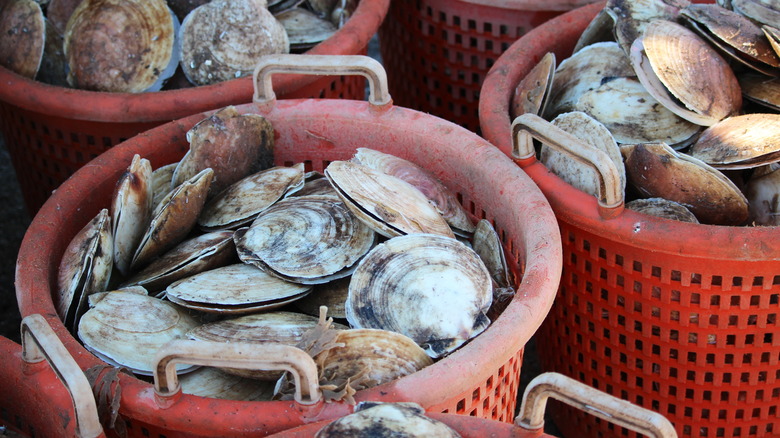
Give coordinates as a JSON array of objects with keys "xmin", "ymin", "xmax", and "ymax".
[
  {"xmin": 294, "ymin": 276, "xmax": 350, "ymax": 319},
  {"xmin": 472, "ymin": 219, "xmax": 510, "ymax": 289},
  {"xmin": 630, "ymin": 19, "xmax": 742, "ymax": 126},
  {"xmin": 111, "ymin": 154, "xmax": 153, "ymax": 276},
  {"xmin": 745, "ymin": 166, "xmax": 780, "ymax": 225},
  {"xmin": 732, "ymin": 0, "xmax": 780, "ymax": 28},
  {"xmin": 687, "ymin": 114, "xmax": 780, "ymax": 168},
  {"xmin": 540, "ymin": 111, "xmax": 627, "ymax": 197},
  {"xmin": 122, "ymin": 230, "xmax": 236, "ymax": 294},
  {"xmin": 0, "ymin": 0, "xmax": 45, "ymax": 78},
  {"xmin": 166, "ymin": 263, "xmax": 312, "ymax": 313},
  {"xmin": 607, "ymin": 0, "xmax": 689, "ymax": 56},
  {"xmin": 179, "ymin": 367, "xmax": 276, "ymax": 400},
  {"xmin": 511, "ymin": 52, "xmax": 555, "ymax": 122},
  {"xmin": 46, "ymin": 0, "xmax": 82, "ymax": 34},
  {"xmin": 287, "ymin": 172, "xmax": 340, "ymax": 199},
  {"xmin": 151, "ymin": 162, "xmax": 178, "ymax": 208},
  {"xmin": 575, "ymin": 76, "xmax": 701, "ymax": 147},
  {"xmin": 316, "ymin": 402, "xmax": 460, "ymax": 438},
  {"xmin": 626, "ymin": 197, "xmax": 700, "ymax": 223},
  {"xmin": 352, "ymin": 148, "xmax": 474, "ymax": 236},
  {"xmin": 765, "ymin": 25, "xmax": 780, "ymax": 56},
  {"xmin": 234, "ymin": 195, "xmax": 376, "ymax": 284},
  {"xmin": 276, "ymin": 7, "xmax": 336, "ymax": 51},
  {"xmin": 739, "ymin": 73, "xmax": 780, "ymax": 111},
  {"xmin": 346, "ymin": 234, "xmax": 492, "ymax": 359},
  {"xmin": 325, "ymin": 161, "xmax": 454, "ymax": 238},
  {"xmin": 624, "ymin": 143, "xmax": 749, "ymax": 224},
  {"xmin": 179, "ymin": 0, "xmax": 290, "ymax": 85},
  {"xmin": 64, "ymin": 0, "xmax": 178, "ymax": 92},
  {"xmin": 198, "ymin": 163, "xmax": 305, "ymax": 231},
  {"xmin": 77, "ymin": 289, "xmax": 199, "ymax": 375},
  {"xmin": 131, "ymin": 168, "xmax": 214, "ymax": 270},
  {"xmin": 37, "ymin": 20, "xmax": 69, "ymax": 86},
  {"xmin": 573, "ymin": 8, "xmax": 617, "ymax": 53},
  {"xmin": 173, "ymin": 107, "xmax": 275, "ymax": 197},
  {"xmin": 306, "ymin": 0, "xmax": 339, "ymax": 17},
  {"xmin": 166, "ymin": 0, "xmax": 210, "ymax": 21}
]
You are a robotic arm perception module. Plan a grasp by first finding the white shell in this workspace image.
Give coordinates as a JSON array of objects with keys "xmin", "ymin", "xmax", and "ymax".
[{"xmin": 111, "ymin": 154, "xmax": 153, "ymax": 276}]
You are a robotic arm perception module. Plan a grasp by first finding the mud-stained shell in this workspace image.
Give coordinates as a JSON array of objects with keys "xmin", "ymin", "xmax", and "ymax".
[
  {"xmin": 111, "ymin": 154, "xmax": 153, "ymax": 276},
  {"xmin": 739, "ymin": 73, "xmax": 780, "ymax": 111},
  {"xmin": 732, "ymin": 0, "xmax": 780, "ymax": 28},
  {"xmin": 131, "ymin": 168, "xmax": 214, "ymax": 270},
  {"xmin": 0, "ymin": 0, "xmax": 45, "ymax": 78},
  {"xmin": 316, "ymin": 402, "xmax": 460, "ymax": 438},
  {"xmin": 56, "ymin": 208, "xmax": 113, "ymax": 332},
  {"xmin": 351, "ymin": 148, "xmax": 474, "ymax": 236},
  {"xmin": 64, "ymin": 0, "xmax": 178, "ymax": 92},
  {"xmin": 745, "ymin": 166, "xmax": 780, "ymax": 225},
  {"xmin": 198, "ymin": 163, "xmax": 305, "ymax": 231},
  {"xmin": 179, "ymin": 0, "xmax": 290, "ymax": 86},
  {"xmin": 626, "ymin": 197, "xmax": 700, "ymax": 223},
  {"xmin": 294, "ymin": 276, "xmax": 350, "ymax": 319},
  {"xmin": 681, "ymin": 4, "xmax": 780, "ymax": 75},
  {"xmin": 347, "ymin": 234, "xmax": 492, "ymax": 359},
  {"xmin": 544, "ymin": 42, "xmax": 635, "ymax": 119},
  {"xmin": 471, "ymin": 219, "xmax": 510, "ymax": 289},
  {"xmin": 47, "ymin": 0, "xmax": 82, "ymax": 34},
  {"xmin": 173, "ymin": 107, "xmax": 275, "ymax": 197},
  {"xmin": 179, "ymin": 367, "xmax": 276, "ymax": 400},
  {"xmin": 276, "ymin": 7, "xmax": 337, "ymax": 51},
  {"xmin": 540, "ymin": 111, "xmax": 627, "ymax": 197},
  {"xmin": 575, "ymin": 77, "xmax": 701, "ymax": 147},
  {"xmin": 37, "ymin": 20, "xmax": 69, "ymax": 86},
  {"xmin": 630, "ymin": 20, "xmax": 742, "ymax": 126},
  {"xmin": 607, "ymin": 0, "xmax": 689, "ymax": 56},
  {"xmin": 625, "ymin": 143, "xmax": 749, "ymax": 224},
  {"xmin": 77, "ymin": 289, "xmax": 199, "ymax": 375},
  {"xmin": 235, "ymin": 195, "xmax": 376, "ymax": 284},
  {"xmin": 122, "ymin": 230, "xmax": 236, "ymax": 294},
  {"xmin": 511, "ymin": 52, "xmax": 555, "ymax": 121},
  {"xmin": 688, "ymin": 114, "xmax": 780, "ymax": 168},
  {"xmin": 166, "ymin": 263, "xmax": 312, "ymax": 313},
  {"xmin": 151, "ymin": 162, "xmax": 178, "ymax": 208},
  {"xmin": 325, "ymin": 161, "xmax": 454, "ymax": 239}
]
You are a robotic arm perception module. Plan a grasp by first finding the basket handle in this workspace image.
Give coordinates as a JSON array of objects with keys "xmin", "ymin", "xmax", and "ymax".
[
  {"xmin": 21, "ymin": 314, "xmax": 105, "ymax": 438},
  {"xmin": 516, "ymin": 372, "xmax": 678, "ymax": 438},
  {"xmin": 511, "ymin": 113, "xmax": 624, "ymax": 218},
  {"xmin": 252, "ymin": 54, "xmax": 392, "ymax": 108},
  {"xmin": 153, "ymin": 340, "xmax": 322, "ymax": 406}
]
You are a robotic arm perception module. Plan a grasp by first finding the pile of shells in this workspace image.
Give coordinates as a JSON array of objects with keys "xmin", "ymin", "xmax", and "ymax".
[
  {"xmin": 314, "ymin": 402, "xmax": 462, "ymax": 437},
  {"xmin": 55, "ymin": 107, "xmax": 514, "ymax": 402},
  {"xmin": 511, "ymin": 0, "xmax": 780, "ymax": 226},
  {"xmin": 0, "ymin": 0, "xmax": 356, "ymax": 91}
]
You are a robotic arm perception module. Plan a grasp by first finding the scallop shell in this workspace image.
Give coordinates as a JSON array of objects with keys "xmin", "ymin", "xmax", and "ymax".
[
  {"xmin": 198, "ymin": 163, "xmax": 305, "ymax": 231},
  {"xmin": 626, "ymin": 197, "xmax": 700, "ymax": 223},
  {"xmin": 687, "ymin": 114, "xmax": 780, "ymax": 169},
  {"xmin": 629, "ymin": 19, "xmax": 742, "ymax": 126},
  {"xmin": 179, "ymin": 0, "xmax": 290, "ymax": 86},
  {"xmin": 294, "ymin": 276, "xmax": 350, "ymax": 319},
  {"xmin": 234, "ymin": 195, "xmax": 376, "ymax": 284},
  {"xmin": 64, "ymin": 0, "xmax": 178, "ymax": 92},
  {"xmin": 346, "ymin": 234, "xmax": 492, "ymax": 359},
  {"xmin": 111, "ymin": 154, "xmax": 153, "ymax": 276},
  {"xmin": 325, "ymin": 161, "xmax": 454, "ymax": 238},
  {"xmin": 77, "ymin": 288, "xmax": 199, "ymax": 375},
  {"xmin": 179, "ymin": 367, "xmax": 276, "ymax": 401},
  {"xmin": 624, "ymin": 143, "xmax": 749, "ymax": 225},
  {"xmin": 739, "ymin": 73, "xmax": 780, "ymax": 111},
  {"xmin": 745, "ymin": 166, "xmax": 780, "ymax": 225},
  {"xmin": 166, "ymin": 263, "xmax": 312, "ymax": 314},
  {"xmin": 276, "ymin": 7, "xmax": 337, "ymax": 52},
  {"xmin": 511, "ymin": 52, "xmax": 555, "ymax": 121},
  {"xmin": 0, "ymin": 0, "xmax": 45, "ymax": 78},
  {"xmin": 316, "ymin": 402, "xmax": 460, "ymax": 438},
  {"xmin": 131, "ymin": 168, "xmax": 214, "ymax": 270},
  {"xmin": 56, "ymin": 208, "xmax": 113, "ymax": 333},
  {"xmin": 351, "ymin": 148, "xmax": 474, "ymax": 236}
]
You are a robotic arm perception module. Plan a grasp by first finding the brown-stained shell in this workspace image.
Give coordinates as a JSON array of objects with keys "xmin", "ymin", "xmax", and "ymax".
[
  {"xmin": 179, "ymin": 0, "xmax": 290, "ymax": 86},
  {"xmin": 765, "ymin": 25, "xmax": 780, "ymax": 57},
  {"xmin": 0, "ymin": 0, "xmax": 45, "ymax": 79},
  {"xmin": 351, "ymin": 148, "xmax": 475, "ymax": 236},
  {"xmin": 607, "ymin": 0, "xmax": 689, "ymax": 56},
  {"xmin": 275, "ymin": 7, "xmax": 336, "ymax": 51},
  {"xmin": 46, "ymin": 0, "xmax": 82, "ymax": 34},
  {"xmin": 111, "ymin": 154, "xmax": 153, "ymax": 276},
  {"xmin": 739, "ymin": 73, "xmax": 780, "ymax": 111},
  {"xmin": 324, "ymin": 161, "xmax": 455, "ymax": 239},
  {"xmin": 130, "ymin": 168, "xmax": 214, "ymax": 270},
  {"xmin": 687, "ymin": 113, "xmax": 780, "ymax": 169},
  {"xmin": 173, "ymin": 107, "xmax": 275, "ymax": 197},
  {"xmin": 36, "ymin": 20, "xmax": 69, "ymax": 86},
  {"xmin": 511, "ymin": 52, "xmax": 555, "ymax": 122},
  {"xmin": 294, "ymin": 276, "xmax": 350, "ymax": 319},
  {"xmin": 626, "ymin": 197, "xmax": 700, "ymax": 223},
  {"xmin": 624, "ymin": 143, "xmax": 749, "ymax": 225},
  {"xmin": 745, "ymin": 166, "xmax": 780, "ymax": 225},
  {"xmin": 64, "ymin": 0, "xmax": 178, "ymax": 92},
  {"xmin": 630, "ymin": 19, "xmax": 742, "ymax": 126},
  {"xmin": 316, "ymin": 402, "xmax": 460, "ymax": 438},
  {"xmin": 732, "ymin": 0, "xmax": 780, "ymax": 28}
]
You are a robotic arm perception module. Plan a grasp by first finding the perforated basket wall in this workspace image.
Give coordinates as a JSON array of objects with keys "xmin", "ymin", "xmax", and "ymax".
[
  {"xmin": 478, "ymin": 3, "xmax": 780, "ymax": 437},
  {"xmin": 0, "ymin": 0, "xmax": 387, "ymax": 216},
  {"xmin": 377, "ymin": 0, "xmax": 596, "ymax": 132}
]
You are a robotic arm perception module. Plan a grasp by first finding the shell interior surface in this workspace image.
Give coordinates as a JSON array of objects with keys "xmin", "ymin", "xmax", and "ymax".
[
  {"xmin": 111, "ymin": 154, "xmax": 153, "ymax": 276},
  {"xmin": 0, "ymin": 0, "xmax": 45, "ymax": 79},
  {"xmin": 687, "ymin": 113, "xmax": 780, "ymax": 168},
  {"xmin": 179, "ymin": 367, "xmax": 276, "ymax": 400},
  {"xmin": 346, "ymin": 234, "xmax": 493, "ymax": 359},
  {"xmin": 351, "ymin": 148, "xmax": 475, "ymax": 236},
  {"xmin": 316, "ymin": 402, "xmax": 461, "ymax": 438},
  {"xmin": 626, "ymin": 197, "xmax": 700, "ymax": 223},
  {"xmin": 745, "ymin": 166, "xmax": 780, "ymax": 225},
  {"xmin": 64, "ymin": 0, "xmax": 178, "ymax": 92},
  {"xmin": 325, "ymin": 161, "xmax": 455, "ymax": 239},
  {"xmin": 511, "ymin": 52, "xmax": 555, "ymax": 121},
  {"xmin": 234, "ymin": 195, "xmax": 376, "ymax": 284},
  {"xmin": 276, "ymin": 7, "xmax": 337, "ymax": 51},
  {"xmin": 199, "ymin": 163, "xmax": 305, "ymax": 230},
  {"xmin": 77, "ymin": 289, "xmax": 199, "ymax": 375},
  {"xmin": 739, "ymin": 73, "xmax": 780, "ymax": 111}
]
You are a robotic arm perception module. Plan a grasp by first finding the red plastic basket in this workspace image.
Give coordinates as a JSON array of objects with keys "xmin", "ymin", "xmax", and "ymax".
[
  {"xmin": 376, "ymin": 0, "xmax": 598, "ymax": 133},
  {"xmin": 1, "ymin": 314, "xmax": 105, "ymax": 438},
  {"xmin": 479, "ymin": 3, "xmax": 780, "ymax": 437},
  {"xmin": 0, "ymin": 0, "xmax": 388, "ymax": 216},
  {"xmin": 15, "ymin": 54, "xmax": 562, "ymax": 438}
]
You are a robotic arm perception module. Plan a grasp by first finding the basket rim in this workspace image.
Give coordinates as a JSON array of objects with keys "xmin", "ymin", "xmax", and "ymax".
[
  {"xmin": 478, "ymin": 1, "xmax": 780, "ymax": 261},
  {"xmin": 16, "ymin": 98, "xmax": 562, "ymax": 434},
  {"xmin": 0, "ymin": 0, "xmax": 389, "ymax": 123}
]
